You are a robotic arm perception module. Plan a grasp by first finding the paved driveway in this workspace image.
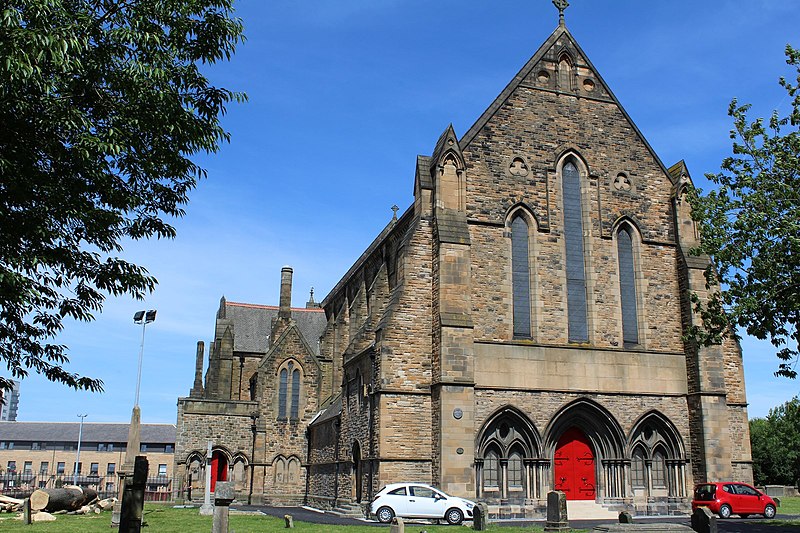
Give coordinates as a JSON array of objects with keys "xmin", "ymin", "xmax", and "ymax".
[{"xmin": 236, "ymin": 505, "xmax": 800, "ymax": 532}]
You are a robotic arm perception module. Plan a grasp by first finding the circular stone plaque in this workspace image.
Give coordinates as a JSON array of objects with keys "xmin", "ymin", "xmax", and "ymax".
[
  {"xmin": 456, "ymin": 447, "xmax": 464, "ymax": 455},
  {"xmin": 453, "ymin": 408, "xmax": 463, "ymax": 420}
]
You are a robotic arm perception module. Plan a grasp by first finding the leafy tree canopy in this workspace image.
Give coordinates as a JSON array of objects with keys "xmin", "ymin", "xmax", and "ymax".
[
  {"xmin": 750, "ymin": 397, "xmax": 800, "ymax": 486},
  {"xmin": 0, "ymin": 0, "xmax": 245, "ymax": 394},
  {"xmin": 689, "ymin": 45, "xmax": 800, "ymax": 378}
]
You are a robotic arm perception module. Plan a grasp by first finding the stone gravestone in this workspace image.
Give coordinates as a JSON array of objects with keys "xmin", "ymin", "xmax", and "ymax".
[
  {"xmin": 544, "ymin": 490, "xmax": 569, "ymax": 532},
  {"xmin": 619, "ymin": 511, "xmax": 633, "ymax": 523},
  {"xmin": 120, "ymin": 455, "xmax": 148, "ymax": 533},
  {"xmin": 690, "ymin": 506, "xmax": 717, "ymax": 533},
  {"xmin": 22, "ymin": 498, "xmax": 31, "ymax": 525},
  {"xmin": 390, "ymin": 516, "xmax": 405, "ymax": 533},
  {"xmin": 212, "ymin": 481, "xmax": 235, "ymax": 533},
  {"xmin": 472, "ymin": 501, "xmax": 489, "ymax": 530},
  {"xmin": 284, "ymin": 514, "xmax": 294, "ymax": 528}
]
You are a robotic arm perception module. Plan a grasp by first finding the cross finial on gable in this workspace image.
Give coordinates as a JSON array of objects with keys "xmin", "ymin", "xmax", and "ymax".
[
  {"xmin": 553, "ymin": 0, "xmax": 569, "ymax": 26},
  {"xmin": 391, "ymin": 204, "xmax": 399, "ymax": 220}
]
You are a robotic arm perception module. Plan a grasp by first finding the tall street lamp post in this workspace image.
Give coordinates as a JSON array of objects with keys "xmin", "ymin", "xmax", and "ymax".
[
  {"xmin": 74, "ymin": 413, "xmax": 87, "ymax": 485},
  {"xmin": 133, "ymin": 310, "xmax": 157, "ymax": 407},
  {"xmin": 111, "ymin": 309, "xmax": 156, "ymax": 527}
]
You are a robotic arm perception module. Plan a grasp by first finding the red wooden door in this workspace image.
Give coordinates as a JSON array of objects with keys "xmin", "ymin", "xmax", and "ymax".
[
  {"xmin": 554, "ymin": 427, "xmax": 596, "ymax": 500},
  {"xmin": 210, "ymin": 451, "xmax": 228, "ymax": 493}
]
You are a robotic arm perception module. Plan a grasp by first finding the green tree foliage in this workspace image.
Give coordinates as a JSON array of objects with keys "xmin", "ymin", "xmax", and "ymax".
[
  {"xmin": 0, "ymin": 1, "xmax": 245, "ymax": 394},
  {"xmin": 688, "ymin": 45, "xmax": 800, "ymax": 378},
  {"xmin": 750, "ymin": 397, "xmax": 800, "ymax": 486}
]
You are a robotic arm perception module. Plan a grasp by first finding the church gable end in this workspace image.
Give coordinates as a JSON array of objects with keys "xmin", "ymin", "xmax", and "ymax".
[{"xmin": 176, "ymin": 5, "xmax": 751, "ymax": 515}]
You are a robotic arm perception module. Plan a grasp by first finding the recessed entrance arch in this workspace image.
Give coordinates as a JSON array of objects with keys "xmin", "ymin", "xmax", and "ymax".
[
  {"xmin": 211, "ymin": 450, "xmax": 228, "ymax": 493},
  {"xmin": 554, "ymin": 427, "xmax": 596, "ymax": 500},
  {"xmin": 352, "ymin": 441, "xmax": 363, "ymax": 503}
]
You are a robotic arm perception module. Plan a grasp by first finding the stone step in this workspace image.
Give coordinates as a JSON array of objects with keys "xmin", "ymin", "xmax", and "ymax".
[
  {"xmin": 566, "ymin": 500, "xmax": 621, "ymax": 520},
  {"xmin": 328, "ymin": 503, "xmax": 365, "ymax": 518}
]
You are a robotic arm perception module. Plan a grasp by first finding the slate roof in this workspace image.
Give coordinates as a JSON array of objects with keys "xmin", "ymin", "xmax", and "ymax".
[
  {"xmin": 0, "ymin": 422, "xmax": 175, "ymax": 443},
  {"xmin": 309, "ymin": 394, "xmax": 342, "ymax": 427},
  {"xmin": 224, "ymin": 302, "xmax": 327, "ymax": 355}
]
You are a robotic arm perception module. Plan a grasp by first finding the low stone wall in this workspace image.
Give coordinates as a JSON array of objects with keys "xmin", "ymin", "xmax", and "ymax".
[{"xmin": 761, "ymin": 485, "xmax": 799, "ymax": 498}]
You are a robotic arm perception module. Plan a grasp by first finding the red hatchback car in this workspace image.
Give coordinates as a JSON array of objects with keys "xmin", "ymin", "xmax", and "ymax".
[{"xmin": 692, "ymin": 482, "xmax": 777, "ymax": 519}]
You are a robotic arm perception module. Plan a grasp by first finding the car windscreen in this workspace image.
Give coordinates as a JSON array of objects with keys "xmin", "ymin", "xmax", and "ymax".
[{"xmin": 694, "ymin": 484, "xmax": 716, "ymax": 501}]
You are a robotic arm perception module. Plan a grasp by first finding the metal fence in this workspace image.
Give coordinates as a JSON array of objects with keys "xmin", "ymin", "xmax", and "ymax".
[{"xmin": 0, "ymin": 471, "xmax": 172, "ymax": 501}]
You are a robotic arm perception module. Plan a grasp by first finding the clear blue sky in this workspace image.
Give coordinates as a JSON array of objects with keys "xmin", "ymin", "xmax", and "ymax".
[{"xmin": 8, "ymin": 1, "xmax": 800, "ymax": 424}]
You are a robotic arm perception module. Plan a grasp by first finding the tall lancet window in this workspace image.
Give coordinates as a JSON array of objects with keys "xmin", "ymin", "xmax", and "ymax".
[
  {"xmin": 617, "ymin": 226, "xmax": 639, "ymax": 346},
  {"xmin": 511, "ymin": 215, "xmax": 531, "ymax": 338},
  {"xmin": 563, "ymin": 161, "xmax": 588, "ymax": 342},
  {"xmin": 278, "ymin": 368, "xmax": 288, "ymax": 419},
  {"xmin": 290, "ymin": 368, "xmax": 301, "ymax": 419}
]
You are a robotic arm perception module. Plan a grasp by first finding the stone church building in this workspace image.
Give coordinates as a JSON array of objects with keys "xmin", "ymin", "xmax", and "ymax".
[{"xmin": 174, "ymin": 10, "xmax": 752, "ymax": 517}]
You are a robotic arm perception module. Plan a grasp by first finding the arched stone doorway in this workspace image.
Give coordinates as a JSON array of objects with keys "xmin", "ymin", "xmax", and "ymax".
[
  {"xmin": 544, "ymin": 398, "xmax": 626, "ymax": 502},
  {"xmin": 211, "ymin": 450, "xmax": 228, "ymax": 492},
  {"xmin": 352, "ymin": 441, "xmax": 363, "ymax": 503},
  {"xmin": 554, "ymin": 427, "xmax": 596, "ymax": 500}
]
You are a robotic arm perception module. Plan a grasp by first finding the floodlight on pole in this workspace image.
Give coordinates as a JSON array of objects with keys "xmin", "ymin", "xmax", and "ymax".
[
  {"xmin": 74, "ymin": 413, "xmax": 87, "ymax": 485},
  {"xmin": 133, "ymin": 309, "xmax": 156, "ymax": 407}
]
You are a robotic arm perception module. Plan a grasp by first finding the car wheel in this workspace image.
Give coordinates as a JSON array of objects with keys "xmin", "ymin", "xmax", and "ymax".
[
  {"xmin": 376, "ymin": 506, "xmax": 395, "ymax": 524},
  {"xmin": 445, "ymin": 508, "xmax": 463, "ymax": 525},
  {"xmin": 718, "ymin": 504, "xmax": 732, "ymax": 519},
  {"xmin": 764, "ymin": 504, "xmax": 776, "ymax": 519}
]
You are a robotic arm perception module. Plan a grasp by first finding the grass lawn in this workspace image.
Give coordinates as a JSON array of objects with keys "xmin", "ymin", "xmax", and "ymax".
[
  {"xmin": 0, "ymin": 505, "xmax": 589, "ymax": 533},
  {"xmin": 778, "ymin": 496, "xmax": 800, "ymax": 515}
]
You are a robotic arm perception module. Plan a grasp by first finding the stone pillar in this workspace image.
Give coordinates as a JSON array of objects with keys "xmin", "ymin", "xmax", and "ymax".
[
  {"xmin": 112, "ymin": 405, "xmax": 142, "ymax": 527},
  {"xmin": 543, "ymin": 490, "xmax": 569, "ymax": 532},
  {"xmin": 475, "ymin": 459, "xmax": 483, "ymax": 498},
  {"xmin": 200, "ymin": 441, "xmax": 214, "ymax": 516},
  {"xmin": 190, "ymin": 341, "xmax": 205, "ymax": 398},
  {"xmin": 499, "ymin": 459, "xmax": 509, "ymax": 501},
  {"xmin": 22, "ymin": 498, "xmax": 31, "ymax": 524},
  {"xmin": 212, "ymin": 481, "xmax": 234, "ymax": 533},
  {"xmin": 216, "ymin": 328, "xmax": 234, "ymax": 400},
  {"xmin": 524, "ymin": 459, "xmax": 533, "ymax": 500}
]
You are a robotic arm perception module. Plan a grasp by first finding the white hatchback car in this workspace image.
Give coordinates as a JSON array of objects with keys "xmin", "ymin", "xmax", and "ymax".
[{"xmin": 370, "ymin": 482, "xmax": 475, "ymax": 525}]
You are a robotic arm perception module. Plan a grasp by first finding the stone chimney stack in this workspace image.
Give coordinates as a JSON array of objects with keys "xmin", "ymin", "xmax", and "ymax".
[{"xmin": 279, "ymin": 266, "xmax": 293, "ymax": 320}]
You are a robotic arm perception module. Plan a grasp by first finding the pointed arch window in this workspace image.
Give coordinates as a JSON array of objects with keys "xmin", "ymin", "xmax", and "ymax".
[
  {"xmin": 563, "ymin": 161, "xmax": 588, "ymax": 342},
  {"xmin": 631, "ymin": 448, "xmax": 646, "ymax": 488},
  {"xmin": 278, "ymin": 369, "xmax": 288, "ymax": 419},
  {"xmin": 511, "ymin": 215, "xmax": 531, "ymax": 338},
  {"xmin": 508, "ymin": 449, "xmax": 524, "ymax": 488},
  {"xmin": 484, "ymin": 450, "xmax": 499, "ymax": 488},
  {"xmin": 617, "ymin": 226, "xmax": 639, "ymax": 346},
  {"xmin": 290, "ymin": 369, "xmax": 301, "ymax": 419},
  {"xmin": 476, "ymin": 411, "xmax": 541, "ymax": 501},
  {"xmin": 651, "ymin": 450, "xmax": 667, "ymax": 488},
  {"xmin": 277, "ymin": 360, "xmax": 302, "ymax": 421},
  {"xmin": 629, "ymin": 415, "xmax": 687, "ymax": 498},
  {"xmin": 558, "ymin": 55, "xmax": 573, "ymax": 91}
]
